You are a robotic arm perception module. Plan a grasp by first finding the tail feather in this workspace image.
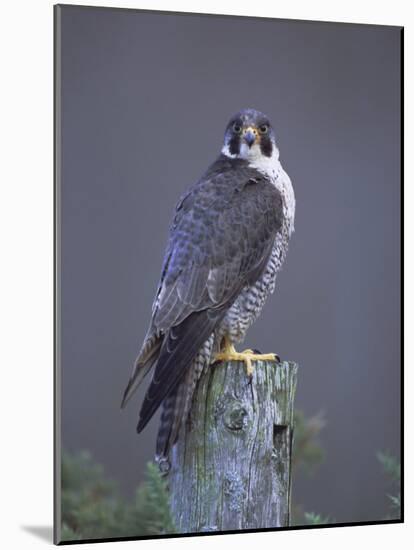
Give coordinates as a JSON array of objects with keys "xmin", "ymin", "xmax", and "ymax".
[
  {"xmin": 155, "ymin": 335, "xmax": 214, "ymax": 463},
  {"xmin": 155, "ymin": 384, "xmax": 185, "ymax": 462},
  {"xmin": 121, "ymin": 332, "xmax": 162, "ymax": 409}
]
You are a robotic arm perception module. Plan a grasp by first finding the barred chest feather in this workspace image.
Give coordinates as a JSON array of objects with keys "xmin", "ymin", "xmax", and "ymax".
[{"xmin": 218, "ymin": 152, "xmax": 295, "ymax": 344}]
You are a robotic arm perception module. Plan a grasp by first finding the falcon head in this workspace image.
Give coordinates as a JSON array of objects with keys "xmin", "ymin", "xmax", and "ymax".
[{"xmin": 222, "ymin": 108, "xmax": 278, "ymax": 161}]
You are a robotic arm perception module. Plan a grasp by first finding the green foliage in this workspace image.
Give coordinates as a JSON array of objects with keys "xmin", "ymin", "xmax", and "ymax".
[
  {"xmin": 291, "ymin": 409, "xmax": 328, "ymax": 526},
  {"xmin": 61, "ymin": 450, "xmax": 176, "ymax": 542},
  {"xmin": 60, "ymin": 523, "xmax": 77, "ymax": 540},
  {"xmin": 377, "ymin": 451, "xmax": 401, "ymax": 520},
  {"xmin": 377, "ymin": 451, "xmax": 400, "ymax": 484},
  {"xmin": 292, "ymin": 409, "xmax": 325, "ymax": 475},
  {"xmin": 133, "ymin": 463, "xmax": 176, "ymax": 534},
  {"xmin": 303, "ymin": 512, "xmax": 333, "ymax": 525}
]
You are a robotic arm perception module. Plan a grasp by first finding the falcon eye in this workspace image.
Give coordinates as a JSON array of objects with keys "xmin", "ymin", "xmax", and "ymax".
[
  {"xmin": 259, "ymin": 124, "xmax": 269, "ymax": 134},
  {"xmin": 233, "ymin": 123, "xmax": 242, "ymax": 134}
]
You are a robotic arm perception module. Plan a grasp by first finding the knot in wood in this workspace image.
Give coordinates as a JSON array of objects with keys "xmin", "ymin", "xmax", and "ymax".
[{"xmin": 223, "ymin": 400, "xmax": 248, "ymax": 432}]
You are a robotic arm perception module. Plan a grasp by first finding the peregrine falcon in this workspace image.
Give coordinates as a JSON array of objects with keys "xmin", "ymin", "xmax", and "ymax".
[{"xmin": 121, "ymin": 108, "xmax": 295, "ymax": 464}]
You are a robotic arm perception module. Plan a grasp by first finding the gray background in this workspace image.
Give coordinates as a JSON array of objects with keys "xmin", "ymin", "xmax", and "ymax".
[{"xmin": 59, "ymin": 6, "xmax": 401, "ymax": 525}]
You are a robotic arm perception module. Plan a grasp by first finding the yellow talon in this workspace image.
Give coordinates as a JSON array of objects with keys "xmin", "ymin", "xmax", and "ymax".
[{"xmin": 214, "ymin": 337, "xmax": 279, "ymax": 377}]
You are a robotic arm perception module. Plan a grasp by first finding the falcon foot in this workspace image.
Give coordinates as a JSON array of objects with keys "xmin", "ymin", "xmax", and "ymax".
[{"xmin": 214, "ymin": 341, "xmax": 280, "ymax": 377}]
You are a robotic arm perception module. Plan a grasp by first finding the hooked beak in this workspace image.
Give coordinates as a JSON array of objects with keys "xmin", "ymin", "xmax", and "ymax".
[{"xmin": 243, "ymin": 127, "xmax": 257, "ymax": 148}]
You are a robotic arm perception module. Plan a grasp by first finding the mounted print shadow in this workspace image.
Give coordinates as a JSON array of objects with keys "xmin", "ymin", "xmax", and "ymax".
[{"xmin": 54, "ymin": 4, "xmax": 403, "ymax": 545}]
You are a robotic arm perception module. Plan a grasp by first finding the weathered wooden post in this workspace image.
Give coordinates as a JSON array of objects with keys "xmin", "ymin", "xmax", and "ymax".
[{"xmin": 167, "ymin": 359, "xmax": 298, "ymax": 533}]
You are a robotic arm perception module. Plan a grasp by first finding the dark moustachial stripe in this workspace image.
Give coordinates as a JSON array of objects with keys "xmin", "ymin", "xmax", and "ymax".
[
  {"xmin": 260, "ymin": 135, "xmax": 273, "ymax": 157},
  {"xmin": 229, "ymin": 134, "xmax": 241, "ymax": 155}
]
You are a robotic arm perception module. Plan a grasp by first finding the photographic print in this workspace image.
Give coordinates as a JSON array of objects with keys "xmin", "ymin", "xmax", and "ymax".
[{"xmin": 54, "ymin": 4, "xmax": 403, "ymax": 544}]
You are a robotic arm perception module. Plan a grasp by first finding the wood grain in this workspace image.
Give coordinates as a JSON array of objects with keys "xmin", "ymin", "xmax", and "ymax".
[{"xmin": 167, "ymin": 360, "xmax": 298, "ymax": 533}]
